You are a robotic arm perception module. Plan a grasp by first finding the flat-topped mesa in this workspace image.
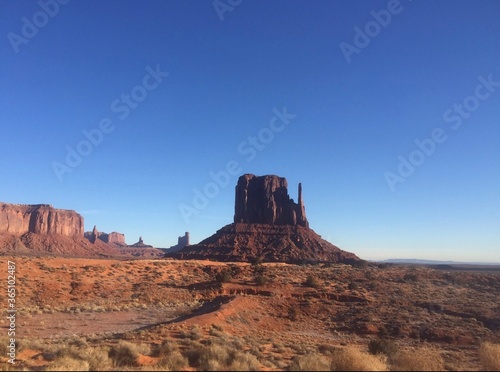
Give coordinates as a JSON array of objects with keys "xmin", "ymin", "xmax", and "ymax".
[
  {"xmin": 234, "ymin": 174, "xmax": 308, "ymax": 227},
  {"xmin": 0, "ymin": 202, "xmax": 84, "ymax": 237}
]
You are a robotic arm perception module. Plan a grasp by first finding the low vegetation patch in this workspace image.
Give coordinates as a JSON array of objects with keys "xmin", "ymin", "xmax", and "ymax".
[{"xmin": 479, "ymin": 342, "xmax": 500, "ymax": 371}]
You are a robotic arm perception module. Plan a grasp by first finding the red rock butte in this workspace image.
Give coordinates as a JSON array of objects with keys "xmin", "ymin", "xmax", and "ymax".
[
  {"xmin": 0, "ymin": 203, "xmax": 83, "ymax": 237},
  {"xmin": 169, "ymin": 174, "xmax": 360, "ymax": 264}
]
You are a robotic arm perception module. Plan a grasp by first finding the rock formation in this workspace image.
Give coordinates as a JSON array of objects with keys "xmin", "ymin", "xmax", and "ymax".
[
  {"xmin": 0, "ymin": 203, "xmax": 84, "ymax": 237},
  {"xmin": 84, "ymin": 227, "xmax": 126, "ymax": 247},
  {"xmin": 169, "ymin": 174, "xmax": 360, "ymax": 264},
  {"xmin": 234, "ymin": 174, "xmax": 308, "ymax": 227},
  {"xmin": 167, "ymin": 232, "xmax": 190, "ymax": 253},
  {"xmin": 129, "ymin": 236, "xmax": 153, "ymax": 248},
  {"xmin": 0, "ymin": 202, "xmax": 164, "ymax": 258}
]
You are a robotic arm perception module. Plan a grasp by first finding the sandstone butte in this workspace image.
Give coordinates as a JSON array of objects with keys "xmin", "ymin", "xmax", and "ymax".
[
  {"xmin": 0, "ymin": 203, "xmax": 83, "ymax": 237},
  {"xmin": 169, "ymin": 174, "xmax": 360, "ymax": 264},
  {"xmin": 0, "ymin": 202, "xmax": 163, "ymax": 257}
]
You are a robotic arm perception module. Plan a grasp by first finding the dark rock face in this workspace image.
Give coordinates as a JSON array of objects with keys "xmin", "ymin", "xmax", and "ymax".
[
  {"xmin": 169, "ymin": 174, "xmax": 360, "ymax": 263},
  {"xmin": 234, "ymin": 174, "xmax": 308, "ymax": 227}
]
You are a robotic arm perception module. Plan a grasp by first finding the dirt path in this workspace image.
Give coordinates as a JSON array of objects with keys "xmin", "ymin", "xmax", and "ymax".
[{"xmin": 13, "ymin": 307, "xmax": 181, "ymax": 339}]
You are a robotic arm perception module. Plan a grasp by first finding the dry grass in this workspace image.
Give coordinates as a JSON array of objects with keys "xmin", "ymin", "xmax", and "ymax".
[
  {"xmin": 185, "ymin": 344, "xmax": 260, "ymax": 371},
  {"xmin": 479, "ymin": 342, "xmax": 500, "ymax": 371},
  {"xmin": 388, "ymin": 347, "xmax": 444, "ymax": 371},
  {"xmin": 108, "ymin": 341, "xmax": 141, "ymax": 367},
  {"xmin": 157, "ymin": 350, "xmax": 189, "ymax": 371},
  {"xmin": 330, "ymin": 347, "xmax": 387, "ymax": 371},
  {"xmin": 49, "ymin": 356, "xmax": 90, "ymax": 371},
  {"xmin": 288, "ymin": 353, "xmax": 331, "ymax": 371}
]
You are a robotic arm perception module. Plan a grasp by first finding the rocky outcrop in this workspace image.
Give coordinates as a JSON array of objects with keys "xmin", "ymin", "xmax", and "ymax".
[
  {"xmin": 169, "ymin": 174, "xmax": 359, "ymax": 263},
  {"xmin": 129, "ymin": 236, "xmax": 153, "ymax": 248},
  {"xmin": 167, "ymin": 232, "xmax": 190, "ymax": 253},
  {"xmin": 106, "ymin": 232, "xmax": 126, "ymax": 245},
  {"xmin": 234, "ymin": 174, "xmax": 308, "ymax": 227},
  {"xmin": 0, "ymin": 203, "xmax": 83, "ymax": 237},
  {"xmin": 84, "ymin": 227, "xmax": 126, "ymax": 247}
]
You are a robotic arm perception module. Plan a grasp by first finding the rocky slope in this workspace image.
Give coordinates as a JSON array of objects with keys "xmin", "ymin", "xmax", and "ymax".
[{"xmin": 169, "ymin": 223, "xmax": 359, "ymax": 263}]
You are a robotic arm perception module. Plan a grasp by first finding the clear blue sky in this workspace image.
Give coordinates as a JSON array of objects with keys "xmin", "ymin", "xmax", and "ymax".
[{"xmin": 1, "ymin": 0, "xmax": 499, "ymax": 262}]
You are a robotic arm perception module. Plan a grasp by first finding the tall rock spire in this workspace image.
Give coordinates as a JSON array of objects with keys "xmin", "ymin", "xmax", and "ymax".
[{"xmin": 297, "ymin": 183, "xmax": 308, "ymax": 228}]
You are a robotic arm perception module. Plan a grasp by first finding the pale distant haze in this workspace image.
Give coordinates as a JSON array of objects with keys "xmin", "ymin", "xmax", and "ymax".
[{"xmin": 1, "ymin": 0, "xmax": 499, "ymax": 262}]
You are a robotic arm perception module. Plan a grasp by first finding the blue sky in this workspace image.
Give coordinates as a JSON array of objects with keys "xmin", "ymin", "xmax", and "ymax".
[{"xmin": 1, "ymin": 0, "xmax": 499, "ymax": 262}]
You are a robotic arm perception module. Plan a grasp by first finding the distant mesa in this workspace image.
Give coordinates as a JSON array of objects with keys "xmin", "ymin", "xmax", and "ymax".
[
  {"xmin": 0, "ymin": 202, "xmax": 163, "ymax": 258},
  {"xmin": 166, "ymin": 232, "xmax": 190, "ymax": 253},
  {"xmin": 168, "ymin": 174, "xmax": 360, "ymax": 264},
  {"xmin": 0, "ymin": 202, "xmax": 122, "ymax": 257},
  {"xmin": 84, "ymin": 226, "xmax": 126, "ymax": 247},
  {"xmin": 0, "ymin": 202, "xmax": 83, "ymax": 237},
  {"xmin": 129, "ymin": 236, "xmax": 153, "ymax": 248}
]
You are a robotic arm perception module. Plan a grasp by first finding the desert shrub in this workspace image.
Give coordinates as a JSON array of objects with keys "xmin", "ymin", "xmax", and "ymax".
[
  {"xmin": 157, "ymin": 350, "xmax": 189, "ymax": 371},
  {"xmin": 252, "ymin": 262, "xmax": 265, "ymax": 274},
  {"xmin": 368, "ymin": 339, "xmax": 399, "ymax": 357},
  {"xmin": 288, "ymin": 353, "xmax": 331, "ymax": 371},
  {"xmin": 317, "ymin": 343, "xmax": 337, "ymax": 356},
  {"xmin": 348, "ymin": 281, "xmax": 359, "ymax": 290},
  {"xmin": 255, "ymin": 274, "xmax": 268, "ymax": 286},
  {"xmin": 479, "ymin": 342, "xmax": 500, "ymax": 371},
  {"xmin": 80, "ymin": 347, "xmax": 111, "ymax": 371},
  {"xmin": 180, "ymin": 326, "xmax": 202, "ymax": 341},
  {"xmin": 211, "ymin": 324, "xmax": 224, "ymax": 332},
  {"xmin": 288, "ymin": 306, "xmax": 299, "ymax": 321},
  {"xmin": 185, "ymin": 344, "xmax": 230, "ymax": 370},
  {"xmin": 108, "ymin": 341, "xmax": 140, "ymax": 367},
  {"xmin": 389, "ymin": 347, "xmax": 444, "ymax": 371},
  {"xmin": 184, "ymin": 344, "xmax": 259, "ymax": 371},
  {"xmin": 49, "ymin": 356, "xmax": 90, "ymax": 371},
  {"xmin": 330, "ymin": 347, "xmax": 387, "ymax": 371},
  {"xmin": 351, "ymin": 259, "xmax": 369, "ymax": 268},
  {"xmin": 155, "ymin": 339, "xmax": 179, "ymax": 357},
  {"xmin": 403, "ymin": 273, "xmax": 419, "ymax": 282},
  {"xmin": 215, "ymin": 269, "xmax": 232, "ymax": 283},
  {"xmin": 230, "ymin": 352, "xmax": 261, "ymax": 371},
  {"xmin": 304, "ymin": 275, "xmax": 320, "ymax": 288}
]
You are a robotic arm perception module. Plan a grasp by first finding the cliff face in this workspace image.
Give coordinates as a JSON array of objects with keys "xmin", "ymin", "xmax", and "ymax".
[
  {"xmin": 234, "ymin": 174, "xmax": 308, "ymax": 227},
  {"xmin": 0, "ymin": 203, "xmax": 84, "ymax": 237}
]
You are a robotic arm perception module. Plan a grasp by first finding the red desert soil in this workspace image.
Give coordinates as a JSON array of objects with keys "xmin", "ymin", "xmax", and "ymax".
[{"xmin": 1, "ymin": 256, "xmax": 499, "ymax": 370}]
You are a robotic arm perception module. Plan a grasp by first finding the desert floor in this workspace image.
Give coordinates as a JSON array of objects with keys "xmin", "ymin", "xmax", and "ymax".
[{"xmin": 1, "ymin": 256, "xmax": 499, "ymax": 370}]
